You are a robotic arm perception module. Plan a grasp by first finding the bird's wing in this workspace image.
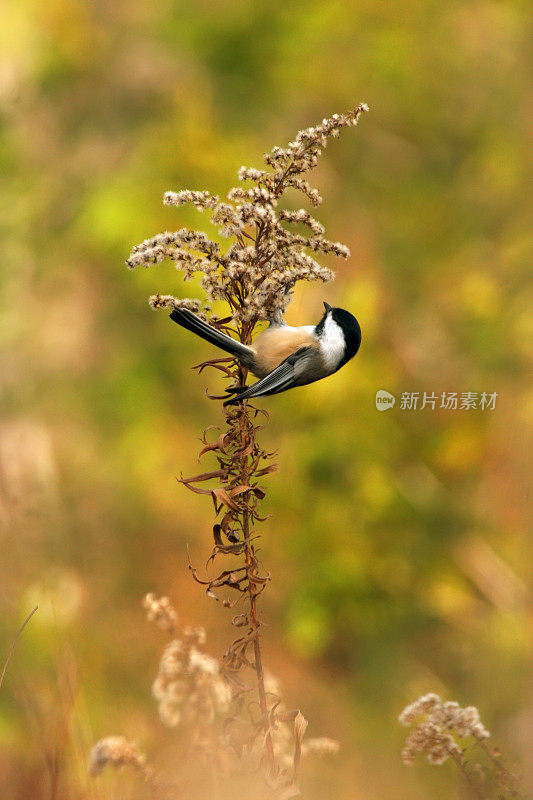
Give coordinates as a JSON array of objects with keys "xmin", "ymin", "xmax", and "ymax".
[{"xmin": 227, "ymin": 346, "xmax": 316, "ymax": 402}]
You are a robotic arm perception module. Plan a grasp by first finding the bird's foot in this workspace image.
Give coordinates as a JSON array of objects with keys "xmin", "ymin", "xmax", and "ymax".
[{"xmin": 225, "ymin": 385, "xmax": 248, "ymax": 394}]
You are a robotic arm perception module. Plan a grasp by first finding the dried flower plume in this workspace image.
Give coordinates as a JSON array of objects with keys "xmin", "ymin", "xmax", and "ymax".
[
  {"xmin": 399, "ymin": 694, "xmax": 524, "ymax": 800},
  {"xmin": 399, "ymin": 693, "xmax": 490, "ymax": 765},
  {"xmin": 127, "ymin": 104, "xmax": 368, "ymax": 327}
]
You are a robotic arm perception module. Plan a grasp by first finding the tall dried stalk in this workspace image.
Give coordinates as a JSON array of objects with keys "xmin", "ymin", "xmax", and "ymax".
[
  {"xmin": 183, "ymin": 352, "xmax": 280, "ymax": 773},
  {"xmin": 107, "ymin": 105, "xmax": 368, "ymax": 792}
]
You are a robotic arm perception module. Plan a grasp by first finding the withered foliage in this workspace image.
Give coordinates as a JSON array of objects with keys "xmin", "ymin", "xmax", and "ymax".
[{"xmin": 181, "ymin": 356, "xmax": 290, "ymax": 782}]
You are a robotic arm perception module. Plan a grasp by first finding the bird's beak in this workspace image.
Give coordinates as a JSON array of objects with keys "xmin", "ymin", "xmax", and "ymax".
[{"xmin": 323, "ymin": 301, "xmax": 332, "ymax": 312}]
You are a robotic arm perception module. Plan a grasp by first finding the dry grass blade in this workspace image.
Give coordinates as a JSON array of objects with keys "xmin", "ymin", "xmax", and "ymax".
[
  {"xmin": 293, "ymin": 711, "xmax": 308, "ymax": 774},
  {"xmin": 0, "ymin": 606, "xmax": 38, "ymax": 690}
]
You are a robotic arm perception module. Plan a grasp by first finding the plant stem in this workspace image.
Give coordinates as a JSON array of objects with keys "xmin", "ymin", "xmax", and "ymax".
[
  {"xmin": 450, "ymin": 750, "xmax": 487, "ymax": 800},
  {"xmin": 475, "ymin": 740, "xmax": 523, "ymax": 799},
  {"xmin": 237, "ymin": 386, "xmax": 276, "ymax": 774},
  {"xmin": 243, "ymin": 503, "xmax": 276, "ymax": 773}
]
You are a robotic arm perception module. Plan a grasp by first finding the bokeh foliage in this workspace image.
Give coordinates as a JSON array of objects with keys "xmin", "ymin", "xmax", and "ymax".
[{"xmin": 0, "ymin": 0, "xmax": 531, "ymax": 798}]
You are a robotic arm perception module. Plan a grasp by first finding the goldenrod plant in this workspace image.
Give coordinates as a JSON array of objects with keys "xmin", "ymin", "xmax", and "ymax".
[{"xmin": 90, "ymin": 107, "xmax": 367, "ymax": 797}]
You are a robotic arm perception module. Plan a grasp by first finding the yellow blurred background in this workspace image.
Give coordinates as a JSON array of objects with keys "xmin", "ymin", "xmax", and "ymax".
[{"xmin": 0, "ymin": 0, "xmax": 531, "ymax": 797}]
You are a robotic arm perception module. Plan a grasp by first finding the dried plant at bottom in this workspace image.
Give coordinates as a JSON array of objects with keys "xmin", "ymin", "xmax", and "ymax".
[
  {"xmin": 91, "ymin": 106, "xmax": 367, "ymax": 796},
  {"xmin": 145, "ymin": 596, "xmax": 339, "ymax": 783},
  {"xmin": 90, "ymin": 595, "xmax": 339, "ymax": 798},
  {"xmin": 399, "ymin": 693, "xmax": 525, "ymax": 800}
]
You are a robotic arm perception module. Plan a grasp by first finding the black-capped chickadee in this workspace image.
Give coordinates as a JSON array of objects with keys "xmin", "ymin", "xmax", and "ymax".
[{"xmin": 169, "ymin": 302, "xmax": 361, "ymax": 402}]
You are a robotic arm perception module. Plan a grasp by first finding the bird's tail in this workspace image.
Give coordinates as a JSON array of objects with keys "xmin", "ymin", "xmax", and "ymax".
[{"xmin": 169, "ymin": 308, "xmax": 254, "ymax": 365}]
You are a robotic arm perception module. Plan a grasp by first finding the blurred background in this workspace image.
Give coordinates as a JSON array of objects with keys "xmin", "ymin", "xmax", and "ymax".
[{"xmin": 0, "ymin": 0, "xmax": 531, "ymax": 797}]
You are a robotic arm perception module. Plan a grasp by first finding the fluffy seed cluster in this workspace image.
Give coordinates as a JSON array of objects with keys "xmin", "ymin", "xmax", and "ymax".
[
  {"xmin": 145, "ymin": 594, "xmax": 232, "ymax": 728},
  {"xmin": 148, "ymin": 293, "xmax": 212, "ymax": 321},
  {"xmin": 127, "ymin": 105, "xmax": 368, "ymax": 326},
  {"xmin": 164, "ymin": 189, "xmax": 219, "ymax": 210},
  {"xmin": 301, "ymin": 737, "xmax": 340, "ymax": 757},
  {"xmin": 88, "ymin": 736, "xmax": 146, "ymax": 776},
  {"xmin": 399, "ymin": 693, "xmax": 490, "ymax": 766},
  {"xmin": 142, "ymin": 592, "xmax": 178, "ymax": 634}
]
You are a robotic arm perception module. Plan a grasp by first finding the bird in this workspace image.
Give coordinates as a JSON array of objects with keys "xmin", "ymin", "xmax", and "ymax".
[{"xmin": 169, "ymin": 302, "xmax": 361, "ymax": 403}]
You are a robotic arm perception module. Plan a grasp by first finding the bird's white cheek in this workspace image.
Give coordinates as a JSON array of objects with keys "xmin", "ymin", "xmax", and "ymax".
[{"xmin": 320, "ymin": 317, "xmax": 346, "ymax": 371}]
